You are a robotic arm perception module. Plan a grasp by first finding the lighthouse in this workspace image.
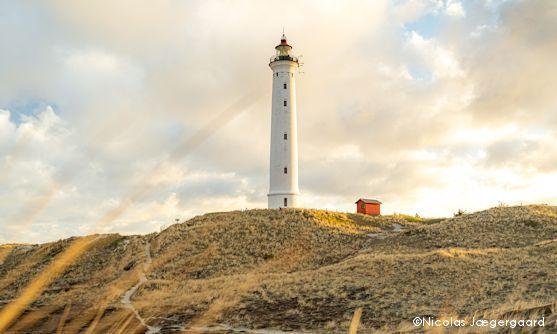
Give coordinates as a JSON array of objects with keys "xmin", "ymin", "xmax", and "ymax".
[{"xmin": 268, "ymin": 34, "xmax": 300, "ymax": 208}]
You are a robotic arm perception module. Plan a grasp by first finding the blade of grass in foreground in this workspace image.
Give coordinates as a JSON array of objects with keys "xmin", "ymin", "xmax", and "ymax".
[
  {"xmin": 348, "ymin": 307, "xmax": 363, "ymax": 334},
  {"xmin": 0, "ymin": 236, "xmax": 99, "ymax": 331}
]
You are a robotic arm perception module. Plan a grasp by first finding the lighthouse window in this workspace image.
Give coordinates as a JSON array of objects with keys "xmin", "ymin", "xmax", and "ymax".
[
  {"xmin": 283, "ymin": 100, "xmax": 287, "ymax": 106},
  {"xmin": 284, "ymin": 133, "xmax": 287, "ymax": 140},
  {"xmin": 284, "ymin": 198, "xmax": 288, "ymax": 207},
  {"xmin": 284, "ymin": 167, "xmax": 287, "ymax": 174},
  {"xmin": 283, "ymin": 83, "xmax": 287, "ymax": 89}
]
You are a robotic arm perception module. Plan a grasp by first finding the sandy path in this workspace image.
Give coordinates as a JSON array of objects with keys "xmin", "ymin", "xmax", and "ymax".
[{"xmin": 120, "ymin": 240, "xmax": 160, "ymax": 333}]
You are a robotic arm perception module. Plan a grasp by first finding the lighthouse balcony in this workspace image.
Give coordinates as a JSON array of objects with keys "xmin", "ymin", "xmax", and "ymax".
[{"xmin": 270, "ymin": 55, "xmax": 298, "ymax": 63}]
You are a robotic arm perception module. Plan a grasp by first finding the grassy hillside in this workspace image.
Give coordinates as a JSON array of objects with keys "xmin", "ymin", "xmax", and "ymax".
[{"xmin": 0, "ymin": 205, "xmax": 556, "ymax": 333}]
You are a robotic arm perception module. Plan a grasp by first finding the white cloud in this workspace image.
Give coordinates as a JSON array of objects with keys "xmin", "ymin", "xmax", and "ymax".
[
  {"xmin": 445, "ymin": 0, "xmax": 465, "ymax": 17},
  {"xmin": 406, "ymin": 31, "xmax": 465, "ymax": 79},
  {"xmin": 393, "ymin": 0, "xmax": 465, "ymax": 22},
  {"xmin": 0, "ymin": 0, "xmax": 555, "ymax": 243},
  {"xmin": 393, "ymin": 0, "xmax": 432, "ymax": 23},
  {"xmin": 0, "ymin": 110, "xmax": 16, "ymax": 146},
  {"xmin": 328, "ymin": 144, "xmax": 365, "ymax": 162},
  {"xmin": 0, "ymin": 104, "xmax": 268, "ymax": 243},
  {"xmin": 17, "ymin": 106, "xmax": 71, "ymax": 143},
  {"xmin": 377, "ymin": 63, "xmax": 413, "ymax": 81}
]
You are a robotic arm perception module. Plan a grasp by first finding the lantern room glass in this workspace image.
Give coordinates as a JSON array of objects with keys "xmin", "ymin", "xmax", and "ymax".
[{"xmin": 276, "ymin": 44, "xmax": 292, "ymax": 57}]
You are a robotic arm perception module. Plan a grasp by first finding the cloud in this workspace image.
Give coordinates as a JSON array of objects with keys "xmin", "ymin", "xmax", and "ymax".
[
  {"xmin": 462, "ymin": 0, "xmax": 557, "ymax": 124},
  {"xmin": 0, "ymin": 110, "xmax": 16, "ymax": 146},
  {"xmin": 445, "ymin": 0, "xmax": 465, "ymax": 17},
  {"xmin": 406, "ymin": 30, "xmax": 464, "ymax": 79},
  {"xmin": 0, "ymin": 0, "xmax": 555, "ymax": 243},
  {"xmin": 393, "ymin": 0, "xmax": 465, "ymax": 22}
]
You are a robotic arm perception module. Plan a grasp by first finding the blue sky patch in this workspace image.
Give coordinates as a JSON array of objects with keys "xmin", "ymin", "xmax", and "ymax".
[
  {"xmin": 404, "ymin": 13, "xmax": 444, "ymax": 39},
  {"xmin": 5, "ymin": 99, "xmax": 59, "ymax": 124}
]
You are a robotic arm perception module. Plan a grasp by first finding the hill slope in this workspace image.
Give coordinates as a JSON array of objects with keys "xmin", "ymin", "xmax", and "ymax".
[{"xmin": 0, "ymin": 206, "xmax": 556, "ymax": 333}]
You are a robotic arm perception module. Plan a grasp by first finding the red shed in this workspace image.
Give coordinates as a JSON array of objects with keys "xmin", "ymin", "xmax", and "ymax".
[{"xmin": 355, "ymin": 198, "xmax": 381, "ymax": 216}]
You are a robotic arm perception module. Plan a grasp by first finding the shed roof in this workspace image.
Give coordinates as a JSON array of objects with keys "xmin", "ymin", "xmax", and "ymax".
[{"xmin": 355, "ymin": 198, "xmax": 382, "ymax": 204}]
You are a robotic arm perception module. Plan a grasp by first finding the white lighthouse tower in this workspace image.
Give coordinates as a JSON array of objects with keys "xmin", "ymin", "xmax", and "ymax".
[{"xmin": 268, "ymin": 34, "xmax": 300, "ymax": 208}]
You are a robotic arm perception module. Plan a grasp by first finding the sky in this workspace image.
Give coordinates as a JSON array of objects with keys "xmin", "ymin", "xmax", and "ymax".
[{"xmin": 0, "ymin": 0, "xmax": 556, "ymax": 243}]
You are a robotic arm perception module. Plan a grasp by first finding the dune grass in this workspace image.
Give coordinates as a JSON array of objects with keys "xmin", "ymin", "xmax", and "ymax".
[{"xmin": 0, "ymin": 205, "xmax": 555, "ymax": 332}]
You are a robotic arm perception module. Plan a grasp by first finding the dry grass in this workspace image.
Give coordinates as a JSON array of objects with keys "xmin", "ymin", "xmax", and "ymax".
[
  {"xmin": 0, "ymin": 205, "xmax": 556, "ymax": 332},
  {"xmin": 0, "ymin": 245, "xmax": 19, "ymax": 266}
]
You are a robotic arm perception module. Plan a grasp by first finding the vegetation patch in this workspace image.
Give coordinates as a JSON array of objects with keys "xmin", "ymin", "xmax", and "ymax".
[{"xmin": 0, "ymin": 205, "xmax": 556, "ymax": 332}]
